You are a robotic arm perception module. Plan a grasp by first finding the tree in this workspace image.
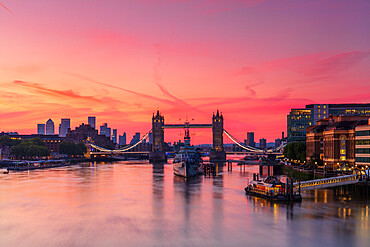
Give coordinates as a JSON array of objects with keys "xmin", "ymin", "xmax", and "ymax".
[
  {"xmin": 10, "ymin": 138, "xmax": 50, "ymax": 159},
  {"xmin": 0, "ymin": 135, "xmax": 21, "ymax": 148},
  {"xmin": 76, "ymin": 143, "xmax": 87, "ymax": 155},
  {"xmin": 59, "ymin": 142, "xmax": 87, "ymax": 156},
  {"xmin": 309, "ymin": 153, "xmax": 323, "ymax": 169},
  {"xmin": 283, "ymin": 142, "xmax": 306, "ymax": 163}
]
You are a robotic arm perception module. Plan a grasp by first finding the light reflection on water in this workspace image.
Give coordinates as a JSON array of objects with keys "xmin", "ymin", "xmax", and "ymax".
[{"xmin": 0, "ymin": 160, "xmax": 369, "ymax": 247}]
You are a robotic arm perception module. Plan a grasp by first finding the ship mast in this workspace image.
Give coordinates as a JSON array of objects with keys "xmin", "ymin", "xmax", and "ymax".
[{"xmin": 184, "ymin": 120, "xmax": 191, "ymax": 147}]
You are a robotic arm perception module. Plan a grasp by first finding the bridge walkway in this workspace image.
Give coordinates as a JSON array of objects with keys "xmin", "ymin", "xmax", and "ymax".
[{"xmin": 293, "ymin": 174, "xmax": 359, "ymax": 191}]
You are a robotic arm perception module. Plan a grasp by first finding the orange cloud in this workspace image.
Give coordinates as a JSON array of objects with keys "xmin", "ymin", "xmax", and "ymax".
[{"xmin": 13, "ymin": 80, "xmax": 102, "ymax": 103}]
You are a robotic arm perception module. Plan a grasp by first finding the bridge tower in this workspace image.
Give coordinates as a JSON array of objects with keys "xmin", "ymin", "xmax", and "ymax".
[
  {"xmin": 210, "ymin": 110, "xmax": 226, "ymax": 161},
  {"xmin": 149, "ymin": 110, "xmax": 166, "ymax": 162}
]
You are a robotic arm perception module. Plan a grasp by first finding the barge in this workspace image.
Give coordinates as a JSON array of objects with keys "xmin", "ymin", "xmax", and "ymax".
[
  {"xmin": 7, "ymin": 160, "xmax": 71, "ymax": 171},
  {"xmin": 245, "ymin": 174, "xmax": 302, "ymax": 202}
]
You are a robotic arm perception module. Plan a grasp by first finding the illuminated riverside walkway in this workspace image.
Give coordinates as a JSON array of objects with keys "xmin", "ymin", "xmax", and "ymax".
[{"xmin": 293, "ymin": 174, "xmax": 359, "ymax": 191}]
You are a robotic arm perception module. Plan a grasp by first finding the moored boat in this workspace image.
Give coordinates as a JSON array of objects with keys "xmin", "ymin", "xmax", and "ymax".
[
  {"xmin": 7, "ymin": 160, "xmax": 70, "ymax": 171},
  {"xmin": 173, "ymin": 127, "xmax": 203, "ymax": 178},
  {"xmin": 245, "ymin": 174, "xmax": 302, "ymax": 202}
]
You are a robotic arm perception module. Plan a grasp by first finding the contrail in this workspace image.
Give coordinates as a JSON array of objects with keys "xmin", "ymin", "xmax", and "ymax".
[{"xmin": 0, "ymin": 2, "xmax": 13, "ymax": 14}]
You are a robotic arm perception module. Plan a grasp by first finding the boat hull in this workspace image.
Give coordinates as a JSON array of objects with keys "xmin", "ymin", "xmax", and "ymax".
[
  {"xmin": 7, "ymin": 162, "xmax": 71, "ymax": 171},
  {"xmin": 173, "ymin": 162, "xmax": 203, "ymax": 178},
  {"xmin": 244, "ymin": 187, "xmax": 302, "ymax": 202}
]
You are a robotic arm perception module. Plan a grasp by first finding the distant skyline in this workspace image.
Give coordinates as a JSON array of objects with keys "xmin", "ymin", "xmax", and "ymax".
[{"xmin": 0, "ymin": 0, "xmax": 369, "ymax": 144}]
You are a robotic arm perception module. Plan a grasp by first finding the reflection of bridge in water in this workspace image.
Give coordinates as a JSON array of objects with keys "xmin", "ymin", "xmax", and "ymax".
[{"xmin": 88, "ymin": 109, "xmax": 285, "ymax": 161}]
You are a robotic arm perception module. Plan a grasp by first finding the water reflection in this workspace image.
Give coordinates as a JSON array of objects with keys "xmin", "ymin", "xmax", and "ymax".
[{"xmin": 0, "ymin": 160, "xmax": 369, "ymax": 247}]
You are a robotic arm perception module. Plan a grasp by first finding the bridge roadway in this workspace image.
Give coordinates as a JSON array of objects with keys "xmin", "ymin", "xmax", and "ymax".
[
  {"xmin": 293, "ymin": 174, "xmax": 359, "ymax": 191},
  {"xmin": 90, "ymin": 151, "xmax": 149, "ymax": 155},
  {"xmin": 163, "ymin": 124, "xmax": 212, "ymax": 129},
  {"xmin": 226, "ymin": 152, "xmax": 283, "ymax": 155}
]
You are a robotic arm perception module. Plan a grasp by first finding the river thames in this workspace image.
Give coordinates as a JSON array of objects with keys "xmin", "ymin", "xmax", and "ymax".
[{"xmin": 0, "ymin": 159, "xmax": 369, "ymax": 247}]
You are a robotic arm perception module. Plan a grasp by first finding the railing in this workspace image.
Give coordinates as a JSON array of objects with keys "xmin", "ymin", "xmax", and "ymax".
[{"xmin": 293, "ymin": 174, "xmax": 359, "ymax": 190}]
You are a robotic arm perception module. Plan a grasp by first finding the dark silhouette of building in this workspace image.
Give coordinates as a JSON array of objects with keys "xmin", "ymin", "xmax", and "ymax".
[
  {"xmin": 65, "ymin": 123, "xmax": 114, "ymax": 148},
  {"xmin": 149, "ymin": 110, "xmax": 165, "ymax": 161},
  {"xmin": 46, "ymin": 119, "xmax": 55, "ymax": 135},
  {"xmin": 112, "ymin": 129, "xmax": 117, "ymax": 144},
  {"xmin": 131, "ymin": 143, "xmax": 152, "ymax": 152},
  {"xmin": 275, "ymin": 138, "xmax": 282, "ymax": 148},
  {"xmin": 149, "ymin": 132, "xmax": 153, "ymax": 144},
  {"xmin": 59, "ymin": 118, "xmax": 70, "ymax": 137},
  {"xmin": 37, "ymin": 124, "xmax": 45, "ymax": 135},
  {"xmin": 100, "ymin": 123, "xmax": 111, "ymax": 138},
  {"xmin": 119, "ymin": 132, "xmax": 126, "ymax": 145},
  {"xmin": 259, "ymin": 138, "xmax": 267, "ymax": 149},
  {"xmin": 88, "ymin": 116, "xmax": 96, "ymax": 129},
  {"xmin": 246, "ymin": 132, "xmax": 255, "ymax": 147},
  {"xmin": 210, "ymin": 110, "xmax": 226, "ymax": 160},
  {"xmin": 130, "ymin": 132, "xmax": 140, "ymax": 145}
]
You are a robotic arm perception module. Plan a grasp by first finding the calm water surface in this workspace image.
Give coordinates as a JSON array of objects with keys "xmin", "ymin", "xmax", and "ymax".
[{"xmin": 0, "ymin": 160, "xmax": 368, "ymax": 247}]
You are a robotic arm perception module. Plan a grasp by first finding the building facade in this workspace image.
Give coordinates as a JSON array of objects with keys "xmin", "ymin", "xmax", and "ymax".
[
  {"xmin": 355, "ymin": 119, "xmax": 370, "ymax": 169},
  {"xmin": 112, "ymin": 129, "xmax": 117, "ymax": 144},
  {"xmin": 130, "ymin": 132, "xmax": 140, "ymax": 145},
  {"xmin": 100, "ymin": 123, "xmax": 111, "ymax": 138},
  {"xmin": 1, "ymin": 134, "xmax": 62, "ymax": 153},
  {"xmin": 65, "ymin": 123, "xmax": 114, "ymax": 148},
  {"xmin": 288, "ymin": 103, "xmax": 370, "ymax": 142},
  {"xmin": 306, "ymin": 116, "xmax": 369, "ymax": 171},
  {"xmin": 152, "ymin": 110, "xmax": 164, "ymax": 152},
  {"xmin": 46, "ymin": 119, "xmax": 55, "ymax": 135},
  {"xmin": 37, "ymin": 124, "xmax": 45, "ymax": 135},
  {"xmin": 287, "ymin": 108, "xmax": 312, "ymax": 142},
  {"xmin": 59, "ymin": 118, "xmax": 70, "ymax": 137},
  {"xmin": 246, "ymin": 132, "xmax": 255, "ymax": 147},
  {"xmin": 119, "ymin": 132, "xmax": 127, "ymax": 146},
  {"xmin": 259, "ymin": 138, "xmax": 267, "ymax": 149},
  {"xmin": 148, "ymin": 132, "xmax": 153, "ymax": 144},
  {"xmin": 88, "ymin": 116, "xmax": 96, "ymax": 129},
  {"xmin": 212, "ymin": 110, "xmax": 224, "ymax": 152},
  {"xmin": 275, "ymin": 138, "xmax": 282, "ymax": 148}
]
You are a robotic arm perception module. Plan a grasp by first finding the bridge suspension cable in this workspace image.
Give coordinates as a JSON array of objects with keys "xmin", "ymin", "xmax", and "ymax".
[
  {"xmin": 114, "ymin": 131, "xmax": 151, "ymax": 152},
  {"xmin": 90, "ymin": 130, "xmax": 151, "ymax": 153},
  {"xmin": 223, "ymin": 130, "xmax": 263, "ymax": 152},
  {"xmin": 223, "ymin": 130, "xmax": 286, "ymax": 153}
]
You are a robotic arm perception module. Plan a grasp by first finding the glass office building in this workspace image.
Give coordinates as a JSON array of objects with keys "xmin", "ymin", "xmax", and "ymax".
[
  {"xmin": 355, "ymin": 120, "xmax": 370, "ymax": 168},
  {"xmin": 287, "ymin": 103, "xmax": 370, "ymax": 142}
]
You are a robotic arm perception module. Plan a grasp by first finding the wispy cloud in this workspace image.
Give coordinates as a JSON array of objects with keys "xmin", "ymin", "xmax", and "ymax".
[
  {"xmin": 62, "ymin": 71, "xmax": 177, "ymax": 106},
  {"xmin": 13, "ymin": 80, "xmax": 102, "ymax": 103},
  {"xmin": 152, "ymin": 45, "xmax": 201, "ymax": 112},
  {"xmin": 0, "ymin": 1, "xmax": 12, "ymax": 14}
]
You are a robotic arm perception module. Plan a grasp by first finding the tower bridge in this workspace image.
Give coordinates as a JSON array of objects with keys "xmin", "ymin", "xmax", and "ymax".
[
  {"xmin": 150, "ymin": 109, "xmax": 225, "ymax": 162},
  {"xmin": 89, "ymin": 109, "xmax": 284, "ymax": 161}
]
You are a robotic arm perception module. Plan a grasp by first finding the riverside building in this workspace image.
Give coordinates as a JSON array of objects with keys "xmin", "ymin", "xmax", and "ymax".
[
  {"xmin": 287, "ymin": 103, "xmax": 370, "ymax": 142},
  {"xmin": 306, "ymin": 116, "xmax": 369, "ymax": 171},
  {"xmin": 355, "ymin": 119, "xmax": 370, "ymax": 169}
]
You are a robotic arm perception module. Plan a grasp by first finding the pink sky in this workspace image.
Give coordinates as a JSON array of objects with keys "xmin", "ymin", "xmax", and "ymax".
[{"xmin": 0, "ymin": 0, "xmax": 369, "ymax": 144}]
